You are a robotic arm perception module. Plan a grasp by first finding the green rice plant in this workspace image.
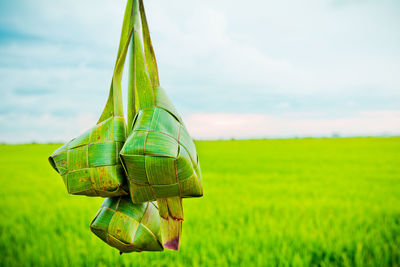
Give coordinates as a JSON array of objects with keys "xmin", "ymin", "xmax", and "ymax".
[
  {"xmin": 1, "ymin": 138, "xmax": 400, "ymax": 266},
  {"xmin": 47, "ymin": 0, "xmax": 135, "ymax": 197},
  {"xmin": 119, "ymin": 0, "xmax": 203, "ymax": 250},
  {"xmin": 90, "ymin": 197, "xmax": 163, "ymax": 253}
]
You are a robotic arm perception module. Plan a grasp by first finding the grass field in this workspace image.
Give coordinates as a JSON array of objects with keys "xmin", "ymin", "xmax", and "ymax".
[{"xmin": 0, "ymin": 137, "xmax": 399, "ymax": 266}]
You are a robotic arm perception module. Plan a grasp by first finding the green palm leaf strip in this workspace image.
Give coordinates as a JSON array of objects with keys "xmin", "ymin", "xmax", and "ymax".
[
  {"xmin": 120, "ymin": 0, "xmax": 203, "ymax": 250},
  {"xmin": 48, "ymin": 0, "xmax": 135, "ymax": 197}
]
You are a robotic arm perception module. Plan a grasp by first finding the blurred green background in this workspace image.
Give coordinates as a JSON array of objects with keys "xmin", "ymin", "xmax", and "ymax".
[{"xmin": 0, "ymin": 137, "xmax": 399, "ymax": 266}]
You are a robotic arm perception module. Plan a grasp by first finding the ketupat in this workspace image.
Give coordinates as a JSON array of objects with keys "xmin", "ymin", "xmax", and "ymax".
[
  {"xmin": 47, "ymin": 0, "xmax": 135, "ymax": 197},
  {"xmin": 47, "ymin": 0, "xmax": 203, "ymax": 253},
  {"xmin": 90, "ymin": 197, "xmax": 163, "ymax": 253},
  {"xmin": 119, "ymin": 0, "xmax": 203, "ymax": 250},
  {"xmin": 83, "ymin": 0, "xmax": 166, "ymax": 253}
]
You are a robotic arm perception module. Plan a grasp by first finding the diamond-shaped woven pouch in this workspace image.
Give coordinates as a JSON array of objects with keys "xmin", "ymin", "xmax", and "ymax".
[
  {"xmin": 49, "ymin": 118, "xmax": 127, "ymax": 197},
  {"xmin": 120, "ymin": 88, "xmax": 203, "ymax": 202},
  {"xmin": 90, "ymin": 196, "xmax": 163, "ymax": 253},
  {"xmin": 120, "ymin": 0, "xmax": 202, "ymax": 207},
  {"xmin": 48, "ymin": 0, "xmax": 136, "ymax": 197},
  {"xmin": 119, "ymin": 0, "xmax": 203, "ymax": 250}
]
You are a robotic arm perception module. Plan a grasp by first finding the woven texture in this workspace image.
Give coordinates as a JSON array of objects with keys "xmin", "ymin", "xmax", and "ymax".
[
  {"xmin": 49, "ymin": 118, "xmax": 127, "ymax": 197},
  {"xmin": 48, "ymin": 0, "xmax": 136, "ymax": 197},
  {"xmin": 120, "ymin": 90, "xmax": 203, "ymax": 203},
  {"xmin": 90, "ymin": 197, "xmax": 163, "ymax": 253}
]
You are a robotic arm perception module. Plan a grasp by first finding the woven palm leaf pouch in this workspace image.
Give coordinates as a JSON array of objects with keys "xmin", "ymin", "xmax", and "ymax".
[
  {"xmin": 48, "ymin": 0, "xmax": 136, "ymax": 197},
  {"xmin": 90, "ymin": 197, "xmax": 163, "ymax": 253},
  {"xmin": 119, "ymin": 0, "xmax": 203, "ymax": 250}
]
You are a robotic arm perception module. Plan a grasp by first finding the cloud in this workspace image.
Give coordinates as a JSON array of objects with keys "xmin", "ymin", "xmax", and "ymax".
[
  {"xmin": 0, "ymin": 0, "xmax": 399, "ymax": 142},
  {"xmin": 2, "ymin": 109, "xmax": 398, "ymax": 143},
  {"xmin": 0, "ymin": 112, "xmax": 98, "ymax": 143},
  {"xmin": 147, "ymin": 0, "xmax": 400, "ymax": 97},
  {"xmin": 185, "ymin": 110, "xmax": 400, "ymax": 139}
]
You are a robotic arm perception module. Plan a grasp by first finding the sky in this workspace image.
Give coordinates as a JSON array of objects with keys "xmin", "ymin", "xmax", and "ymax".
[{"xmin": 0, "ymin": 0, "xmax": 399, "ymax": 142}]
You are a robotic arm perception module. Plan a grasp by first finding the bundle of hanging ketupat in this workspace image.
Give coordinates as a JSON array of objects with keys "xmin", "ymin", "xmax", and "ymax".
[{"xmin": 48, "ymin": 0, "xmax": 203, "ymax": 253}]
